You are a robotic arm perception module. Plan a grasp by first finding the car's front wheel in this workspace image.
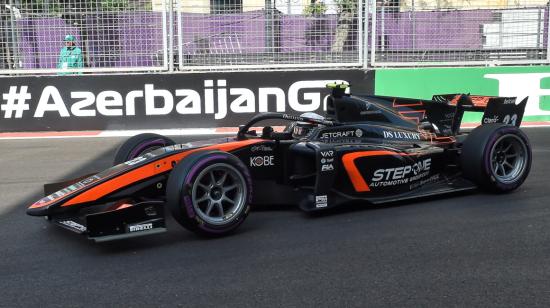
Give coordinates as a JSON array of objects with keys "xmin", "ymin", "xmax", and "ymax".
[
  {"xmin": 461, "ymin": 123, "xmax": 531, "ymax": 192},
  {"xmin": 166, "ymin": 151, "xmax": 252, "ymax": 237}
]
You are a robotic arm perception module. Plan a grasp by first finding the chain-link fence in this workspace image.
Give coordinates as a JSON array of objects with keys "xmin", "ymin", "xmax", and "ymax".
[
  {"xmin": 1, "ymin": 0, "xmax": 550, "ymax": 74},
  {"xmin": 370, "ymin": 0, "xmax": 550, "ymax": 66},
  {"xmin": 175, "ymin": 0, "xmax": 363, "ymax": 69},
  {"xmin": 0, "ymin": 0, "xmax": 363, "ymax": 74},
  {"xmin": 0, "ymin": 0, "xmax": 168, "ymax": 74}
]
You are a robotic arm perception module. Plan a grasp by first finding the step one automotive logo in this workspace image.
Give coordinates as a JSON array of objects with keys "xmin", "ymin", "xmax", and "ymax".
[
  {"xmin": 371, "ymin": 158, "xmax": 431, "ymax": 187},
  {"xmin": 0, "ymin": 79, "xmax": 348, "ymax": 120}
]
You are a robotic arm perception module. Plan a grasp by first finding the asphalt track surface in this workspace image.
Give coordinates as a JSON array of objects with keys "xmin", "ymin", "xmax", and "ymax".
[{"xmin": 1, "ymin": 129, "xmax": 550, "ymax": 307}]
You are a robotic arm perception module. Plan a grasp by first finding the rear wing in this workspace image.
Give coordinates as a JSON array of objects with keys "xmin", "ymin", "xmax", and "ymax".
[
  {"xmin": 324, "ymin": 84, "xmax": 528, "ymax": 136},
  {"xmin": 432, "ymin": 94, "xmax": 528, "ymax": 131}
]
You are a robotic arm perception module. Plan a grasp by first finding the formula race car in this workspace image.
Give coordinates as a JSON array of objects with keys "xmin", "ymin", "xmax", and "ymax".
[{"xmin": 27, "ymin": 84, "xmax": 532, "ymax": 242}]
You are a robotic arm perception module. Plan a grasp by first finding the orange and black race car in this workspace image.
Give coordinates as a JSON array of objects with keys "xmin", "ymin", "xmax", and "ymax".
[{"xmin": 27, "ymin": 84, "xmax": 532, "ymax": 242}]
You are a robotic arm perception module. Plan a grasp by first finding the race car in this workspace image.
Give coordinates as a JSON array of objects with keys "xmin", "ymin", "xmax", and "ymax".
[{"xmin": 27, "ymin": 84, "xmax": 532, "ymax": 242}]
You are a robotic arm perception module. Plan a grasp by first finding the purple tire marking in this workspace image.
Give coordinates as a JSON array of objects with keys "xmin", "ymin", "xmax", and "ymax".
[
  {"xmin": 181, "ymin": 154, "xmax": 251, "ymax": 234},
  {"xmin": 182, "ymin": 155, "xmax": 226, "ymax": 220},
  {"xmin": 183, "ymin": 195, "xmax": 195, "ymax": 218}
]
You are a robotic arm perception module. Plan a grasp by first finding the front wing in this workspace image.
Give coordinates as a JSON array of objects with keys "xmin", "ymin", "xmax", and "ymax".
[{"xmin": 51, "ymin": 200, "xmax": 167, "ymax": 242}]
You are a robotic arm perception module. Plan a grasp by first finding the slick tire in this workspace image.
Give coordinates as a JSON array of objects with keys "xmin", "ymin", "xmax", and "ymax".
[
  {"xmin": 113, "ymin": 133, "xmax": 175, "ymax": 165},
  {"xmin": 461, "ymin": 123, "xmax": 531, "ymax": 192},
  {"xmin": 166, "ymin": 151, "xmax": 252, "ymax": 237}
]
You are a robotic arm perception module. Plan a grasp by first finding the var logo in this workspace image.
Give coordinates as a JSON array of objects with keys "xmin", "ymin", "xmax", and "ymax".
[{"xmin": 320, "ymin": 150, "xmax": 334, "ymax": 157}]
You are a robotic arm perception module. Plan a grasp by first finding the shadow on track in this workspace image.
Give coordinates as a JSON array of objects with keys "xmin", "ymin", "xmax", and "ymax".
[{"xmin": 3, "ymin": 128, "xmax": 547, "ymax": 253}]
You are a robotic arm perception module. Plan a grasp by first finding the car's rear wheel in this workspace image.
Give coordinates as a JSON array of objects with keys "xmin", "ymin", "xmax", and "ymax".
[
  {"xmin": 113, "ymin": 133, "xmax": 175, "ymax": 165},
  {"xmin": 461, "ymin": 123, "xmax": 531, "ymax": 192},
  {"xmin": 166, "ymin": 151, "xmax": 252, "ymax": 237}
]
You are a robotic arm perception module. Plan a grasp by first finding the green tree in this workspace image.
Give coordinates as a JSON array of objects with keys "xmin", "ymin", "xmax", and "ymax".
[
  {"xmin": 331, "ymin": 0, "xmax": 357, "ymax": 53},
  {"xmin": 100, "ymin": 0, "xmax": 130, "ymax": 11},
  {"xmin": 303, "ymin": 0, "xmax": 327, "ymax": 16}
]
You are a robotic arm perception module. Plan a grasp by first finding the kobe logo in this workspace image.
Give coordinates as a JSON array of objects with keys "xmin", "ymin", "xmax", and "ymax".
[{"xmin": 250, "ymin": 155, "xmax": 274, "ymax": 167}]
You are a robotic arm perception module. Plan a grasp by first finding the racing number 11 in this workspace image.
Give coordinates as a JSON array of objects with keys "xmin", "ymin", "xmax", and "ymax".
[{"xmin": 503, "ymin": 114, "xmax": 518, "ymax": 126}]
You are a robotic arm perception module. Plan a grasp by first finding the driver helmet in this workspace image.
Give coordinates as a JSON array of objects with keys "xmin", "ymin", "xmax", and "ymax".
[{"xmin": 292, "ymin": 112, "xmax": 325, "ymax": 139}]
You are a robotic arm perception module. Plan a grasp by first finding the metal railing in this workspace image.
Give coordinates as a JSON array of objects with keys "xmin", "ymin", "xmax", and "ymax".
[
  {"xmin": 370, "ymin": 0, "xmax": 550, "ymax": 67},
  {"xmin": 0, "ymin": 0, "xmax": 168, "ymax": 74},
  {"xmin": 1, "ymin": 0, "xmax": 549, "ymax": 74},
  {"xmin": 175, "ymin": 0, "xmax": 363, "ymax": 70},
  {"xmin": 0, "ymin": 0, "xmax": 363, "ymax": 74}
]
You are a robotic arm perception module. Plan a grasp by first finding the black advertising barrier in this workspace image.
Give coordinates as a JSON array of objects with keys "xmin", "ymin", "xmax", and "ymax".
[{"xmin": 0, "ymin": 70, "xmax": 374, "ymax": 132}]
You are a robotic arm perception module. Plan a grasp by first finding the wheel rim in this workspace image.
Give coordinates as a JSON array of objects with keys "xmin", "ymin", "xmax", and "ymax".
[
  {"xmin": 191, "ymin": 163, "xmax": 247, "ymax": 226},
  {"xmin": 489, "ymin": 134, "xmax": 528, "ymax": 184}
]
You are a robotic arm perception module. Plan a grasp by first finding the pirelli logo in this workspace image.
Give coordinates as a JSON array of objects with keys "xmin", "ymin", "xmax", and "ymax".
[{"xmin": 128, "ymin": 223, "xmax": 153, "ymax": 233}]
